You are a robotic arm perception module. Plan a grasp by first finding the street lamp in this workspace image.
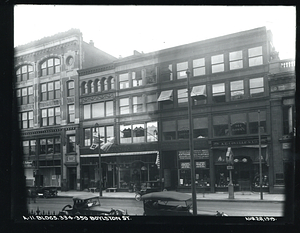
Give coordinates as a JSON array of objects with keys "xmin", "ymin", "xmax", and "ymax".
[
  {"xmin": 186, "ymin": 70, "xmax": 197, "ymax": 215},
  {"xmin": 94, "ymin": 123, "xmax": 103, "ymax": 197}
]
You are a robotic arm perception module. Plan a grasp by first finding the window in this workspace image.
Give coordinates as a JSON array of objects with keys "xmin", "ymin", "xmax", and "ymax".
[
  {"xmin": 193, "ymin": 58, "xmax": 205, "ymax": 76},
  {"xmin": 193, "ymin": 117, "xmax": 208, "ymax": 138},
  {"xmin": 120, "ymin": 98, "xmax": 130, "ymax": 114},
  {"xmin": 248, "ymin": 46, "xmax": 263, "ymax": 67},
  {"xmin": 146, "ymin": 93, "xmax": 158, "ymax": 112},
  {"xmin": 283, "ymin": 105, "xmax": 294, "ymax": 135},
  {"xmin": 160, "ymin": 63, "xmax": 173, "ymax": 82},
  {"xmin": 84, "ymin": 126, "xmax": 114, "ymax": 146},
  {"xmin": 41, "ymin": 58, "xmax": 61, "ymax": 76},
  {"xmin": 212, "ymin": 83, "xmax": 226, "ymax": 103},
  {"xmin": 20, "ymin": 111, "xmax": 33, "ymax": 129},
  {"xmin": 144, "ymin": 67, "xmax": 156, "ymax": 84},
  {"xmin": 230, "ymin": 113, "xmax": 247, "ymax": 135},
  {"xmin": 230, "ymin": 80, "xmax": 244, "ymax": 100},
  {"xmin": 67, "ymin": 81, "xmax": 75, "ymax": 96},
  {"xmin": 92, "ymin": 102, "xmax": 104, "ymax": 118},
  {"xmin": 211, "ymin": 54, "xmax": 224, "ymax": 73},
  {"xmin": 132, "ymin": 71, "xmax": 142, "ymax": 87},
  {"xmin": 162, "ymin": 120, "xmax": 176, "ymax": 140},
  {"xmin": 120, "ymin": 122, "xmax": 156, "ymax": 143},
  {"xmin": 178, "ymin": 119, "xmax": 189, "ymax": 139},
  {"xmin": 147, "ymin": 122, "xmax": 158, "ymax": 142},
  {"xmin": 132, "ymin": 124, "xmax": 145, "ymax": 143},
  {"xmin": 177, "ymin": 89, "xmax": 188, "ymax": 107},
  {"xmin": 41, "ymin": 81, "xmax": 60, "ymax": 101},
  {"xmin": 67, "ymin": 135, "xmax": 76, "ymax": 153},
  {"xmin": 177, "ymin": 61, "xmax": 188, "ymax": 79},
  {"xmin": 132, "ymin": 96, "xmax": 143, "ymax": 113},
  {"xmin": 191, "ymin": 85, "xmax": 207, "ymax": 105},
  {"xmin": 16, "ymin": 65, "xmax": 34, "ymax": 82},
  {"xmin": 249, "ymin": 111, "xmax": 266, "ymax": 134},
  {"xmin": 229, "ymin": 50, "xmax": 243, "ymax": 70},
  {"xmin": 41, "ymin": 107, "xmax": 61, "ymax": 126},
  {"xmin": 84, "ymin": 101, "xmax": 114, "ymax": 119},
  {"xmin": 39, "ymin": 137, "xmax": 60, "ymax": 155},
  {"xmin": 103, "ymin": 78, "xmax": 108, "ymax": 91},
  {"xmin": 119, "ymin": 73, "xmax": 129, "ymax": 89},
  {"xmin": 17, "ymin": 86, "xmax": 34, "ymax": 105},
  {"xmin": 68, "ymin": 104, "xmax": 75, "ymax": 123},
  {"xmin": 249, "ymin": 77, "xmax": 264, "ymax": 97},
  {"xmin": 213, "ymin": 115, "xmax": 229, "ymax": 137},
  {"xmin": 22, "ymin": 140, "xmax": 36, "ymax": 156}
]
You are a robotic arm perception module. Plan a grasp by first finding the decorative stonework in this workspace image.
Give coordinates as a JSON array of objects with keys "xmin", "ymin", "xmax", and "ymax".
[
  {"xmin": 20, "ymin": 104, "xmax": 34, "ymax": 111},
  {"xmin": 67, "ymin": 97, "xmax": 75, "ymax": 103},
  {"xmin": 40, "ymin": 99, "xmax": 61, "ymax": 108},
  {"xmin": 78, "ymin": 64, "xmax": 115, "ymax": 76},
  {"xmin": 80, "ymin": 93, "xmax": 115, "ymax": 103}
]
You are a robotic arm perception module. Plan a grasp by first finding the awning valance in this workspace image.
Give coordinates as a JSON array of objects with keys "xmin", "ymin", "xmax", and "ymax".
[
  {"xmin": 157, "ymin": 90, "xmax": 173, "ymax": 102},
  {"xmin": 191, "ymin": 85, "xmax": 206, "ymax": 98},
  {"xmin": 81, "ymin": 150, "xmax": 159, "ymax": 158}
]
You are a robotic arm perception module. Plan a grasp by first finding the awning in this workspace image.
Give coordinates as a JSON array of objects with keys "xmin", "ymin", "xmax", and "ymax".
[
  {"xmin": 191, "ymin": 85, "xmax": 206, "ymax": 98},
  {"xmin": 81, "ymin": 150, "xmax": 159, "ymax": 158},
  {"xmin": 157, "ymin": 90, "xmax": 173, "ymax": 102}
]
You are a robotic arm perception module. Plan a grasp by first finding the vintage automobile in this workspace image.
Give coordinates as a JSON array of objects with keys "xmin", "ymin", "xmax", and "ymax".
[
  {"xmin": 36, "ymin": 186, "xmax": 58, "ymax": 198},
  {"xmin": 141, "ymin": 191, "xmax": 227, "ymax": 216},
  {"xmin": 59, "ymin": 194, "xmax": 127, "ymax": 216}
]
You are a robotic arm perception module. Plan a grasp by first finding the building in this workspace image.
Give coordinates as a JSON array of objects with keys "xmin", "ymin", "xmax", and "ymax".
[
  {"xmin": 17, "ymin": 27, "xmax": 295, "ymax": 193},
  {"xmin": 15, "ymin": 29, "xmax": 116, "ymax": 191},
  {"xmin": 78, "ymin": 26, "xmax": 294, "ymax": 193}
]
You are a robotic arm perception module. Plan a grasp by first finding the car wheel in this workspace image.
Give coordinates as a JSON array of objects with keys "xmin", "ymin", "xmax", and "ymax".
[{"xmin": 135, "ymin": 193, "xmax": 141, "ymax": 201}]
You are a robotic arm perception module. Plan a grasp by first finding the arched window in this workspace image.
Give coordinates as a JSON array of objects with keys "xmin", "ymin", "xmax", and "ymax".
[
  {"xmin": 67, "ymin": 80, "xmax": 75, "ymax": 97},
  {"xmin": 85, "ymin": 83, "xmax": 88, "ymax": 94},
  {"xmin": 108, "ymin": 76, "xmax": 115, "ymax": 90},
  {"xmin": 97, "ymin": 80, "xmax": 101, "ymax": 92},
  {"xmin": 103, "ymin": 77, "xmax": 108, "ymax": 91},
  {"xmin": 91, "ymin": 81, "xmax": 94, "ymax": 93},
  {"xmin": 81, "ymin": 82, "xmax": 86, "ymax": 95},
  {"xmin": 41, "ymin": 57, "xmax": 61, "ymax": 76},
  {"xmin": 16, "ymin": 64, "xmax": 34, "ymax": 82},
  {"xmin": 88, "ymin": 80, "xmax": 93, "ymax": 93}
]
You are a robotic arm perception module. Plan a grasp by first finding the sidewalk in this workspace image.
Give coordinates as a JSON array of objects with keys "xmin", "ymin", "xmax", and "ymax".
[{"xmin": 57, "ymin": 190, "xmax": 285, "ymax": 202}]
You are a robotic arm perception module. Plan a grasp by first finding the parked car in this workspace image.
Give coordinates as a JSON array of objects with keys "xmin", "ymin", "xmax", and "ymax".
[
  {"xmin": 141, "ymin": 191, "xmax": 228, "ymax": 216},
  {"xmin": 36, "ymin": 186, "xmax": 58, "ymax": 198},
  {"xmin": 59, "ymin": 194, "xmax": 127, "ymax": 216}
]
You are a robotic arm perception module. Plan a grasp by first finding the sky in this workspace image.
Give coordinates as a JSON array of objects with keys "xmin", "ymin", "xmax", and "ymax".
[{"xmin": 14, "ymin": 5, "xmax": 296, "ymax": 60}]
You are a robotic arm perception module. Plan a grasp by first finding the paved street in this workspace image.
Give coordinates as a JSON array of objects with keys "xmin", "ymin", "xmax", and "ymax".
[{"xmin": 27, "ymin": 197, "xmax": 284, "ymax": 216}]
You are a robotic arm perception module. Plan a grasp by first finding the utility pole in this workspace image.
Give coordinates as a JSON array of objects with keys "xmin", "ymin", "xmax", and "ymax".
[
  {"xmin": 186, "ymin": 70, "xmax": 197, "ymax": 215},
  {"xmin": 95, "ymin": 123, "xmax": 102, "ymax": 197},
  {"xmin": 258, "ymin": 110, "xmax": 263, "ymax": 200}
]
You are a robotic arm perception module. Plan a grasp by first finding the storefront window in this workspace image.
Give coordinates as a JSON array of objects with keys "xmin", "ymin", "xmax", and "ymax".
[
  {"xmin": 178, "ymin": 119, "xmax": 189, "ymax": 139},
  {"xmin": 193, "ymin": 117, "xmax": 208, "ymax": 138},
  {"xmin": 230, "ymin": 113, "xmax": 247, "ymax": 135},
  {"xmin": 146, "ymin": 122, "xmax": 158, "ymax": 142},
  {"xmin": 162, "ymin": 120, "xmax": 176, "ymax": 140},
  {"xmin": 120, "ymin": 125, "xmax": 132, "ymax": 143},
  {"xmin": 133, "ymin": 124, "xmax": 145, "ymax": 143},
  {"xmin": 249, "ymin": 111, "xmax": 266, "ymax": 134},
  {"xmin": 213, "ymin": 115, "xmax": 229, "ymax": 137}
]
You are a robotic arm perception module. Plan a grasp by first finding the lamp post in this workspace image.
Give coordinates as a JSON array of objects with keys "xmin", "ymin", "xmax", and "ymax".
[
  {"xmin": 94, "ymin": 123, "xmax": 102, "ymax": 197},
  {"xmin": 186, "ymin": 70, "xmax": 197, "ymax": 215},
  {"xmin": 258, "ymin": 110, "xmax": 263, "ymax": 200}
]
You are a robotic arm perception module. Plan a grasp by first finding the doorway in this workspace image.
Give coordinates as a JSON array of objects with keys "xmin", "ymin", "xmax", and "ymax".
[{"xmin": 68, "ymin": 167, "xmax": 77, "ymax": 190}]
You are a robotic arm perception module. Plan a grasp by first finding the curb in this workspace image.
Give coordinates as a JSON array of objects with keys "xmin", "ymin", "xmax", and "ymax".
[{"xmin": 56, "ymin": 194, "xmax": 284, "ymax": 203}]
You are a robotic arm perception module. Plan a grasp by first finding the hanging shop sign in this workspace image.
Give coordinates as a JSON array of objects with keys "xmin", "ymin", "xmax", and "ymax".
[
  {"xmin": 178, "ymin": 150, "xmax": 209, "ymax": 160},
  {"xmin": 196, "ymin": 161, "xmax": 206, "ymax": 168}
]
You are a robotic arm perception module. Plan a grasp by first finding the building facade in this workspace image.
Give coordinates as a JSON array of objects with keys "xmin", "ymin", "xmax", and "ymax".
[
  {"xmin": 77, "ymin": 27, "xmax": 294, "ymax": 193},
  {"xmin": 17, "ymin": 27, "xmax": 295, "ymax": 194},
  {"xmin": 15, "ymin": 29, "xmax": 116, "ymax": 191}
]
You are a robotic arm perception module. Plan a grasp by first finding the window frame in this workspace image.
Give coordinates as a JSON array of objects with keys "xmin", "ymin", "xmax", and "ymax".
[
  {"xmin": 211, "ymin": 54, "xmax": 225, "ymax": 73},
  {"xmin": 16, "ymin": 64, "xmax": 34, "ymax": 82},
  {"xmin": 40, "ymin": 57, "xmax": 61, "ymax": 76},
  {"xmin": 192, "ymin": 58, "xmax": 205, "ymax": 76}
]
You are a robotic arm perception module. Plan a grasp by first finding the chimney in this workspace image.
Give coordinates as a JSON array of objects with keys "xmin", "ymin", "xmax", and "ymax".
[{"xmin": 89, "ymin": 40, "xmax": 94, "ymax": 46}]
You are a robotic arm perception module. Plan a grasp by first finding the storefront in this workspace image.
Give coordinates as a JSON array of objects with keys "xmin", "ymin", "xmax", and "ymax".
[
  {"xmin": 211, "ymin": 138, "xmax": 269, "ymax": 192},
  {"xmin": 80, "ymin": 151, "xmax": 160, "ymax": 191}
]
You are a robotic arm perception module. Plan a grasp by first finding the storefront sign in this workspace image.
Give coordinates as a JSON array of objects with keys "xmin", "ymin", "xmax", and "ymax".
[
  {"xmin": 282, "ymin": 143, "xmax": 291, "ymax": 149},
  {"xmin": 178, "ymin": 150, "xmax": 209, "ymax": 160},
  {"xmin": 66, "ymin": 155, "xmax": 76, "ymax": 162},
  {"xmin": 212, "ymin": 138, "xmax": 267, "ymax": 147},
  {"xmin": 227, "ymin": 166, "xmax": 234, "ymax": 170},
  {"xmin": 231, "ymin": 122, "xmax": 246, "ymax": 134},
  {"xmin": 196, "ymin": 161, "xmax": 206, "ymax": 168},
  {"xmin": 180, "ymin": 161, "xmax": 206, "ymax": 169},
  {"xmin": 24, "ymin": 161, "xmax": 33, "ymax": 167}
]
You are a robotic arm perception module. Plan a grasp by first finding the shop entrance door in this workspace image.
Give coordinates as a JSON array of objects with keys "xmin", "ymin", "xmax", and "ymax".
[
  {"xmin": 233, "ymin": 157, "xmax": 252, "ymax": 191},
  {"xmin": 68, "ymin": 167, "xmax": 77, "ymax": 190}
]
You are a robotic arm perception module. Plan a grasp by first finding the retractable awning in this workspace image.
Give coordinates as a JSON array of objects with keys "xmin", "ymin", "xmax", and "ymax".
[
  {"xmin": 191, "ymin": 85, "xmax": 206, "ymax": 98},
  {"xmin": 81, "ymin": 150, "xmax": 159, "ymax": 158},
  {"xmin": 157, "ymin": 90, "xmax": 173, "ymax": 102}
]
